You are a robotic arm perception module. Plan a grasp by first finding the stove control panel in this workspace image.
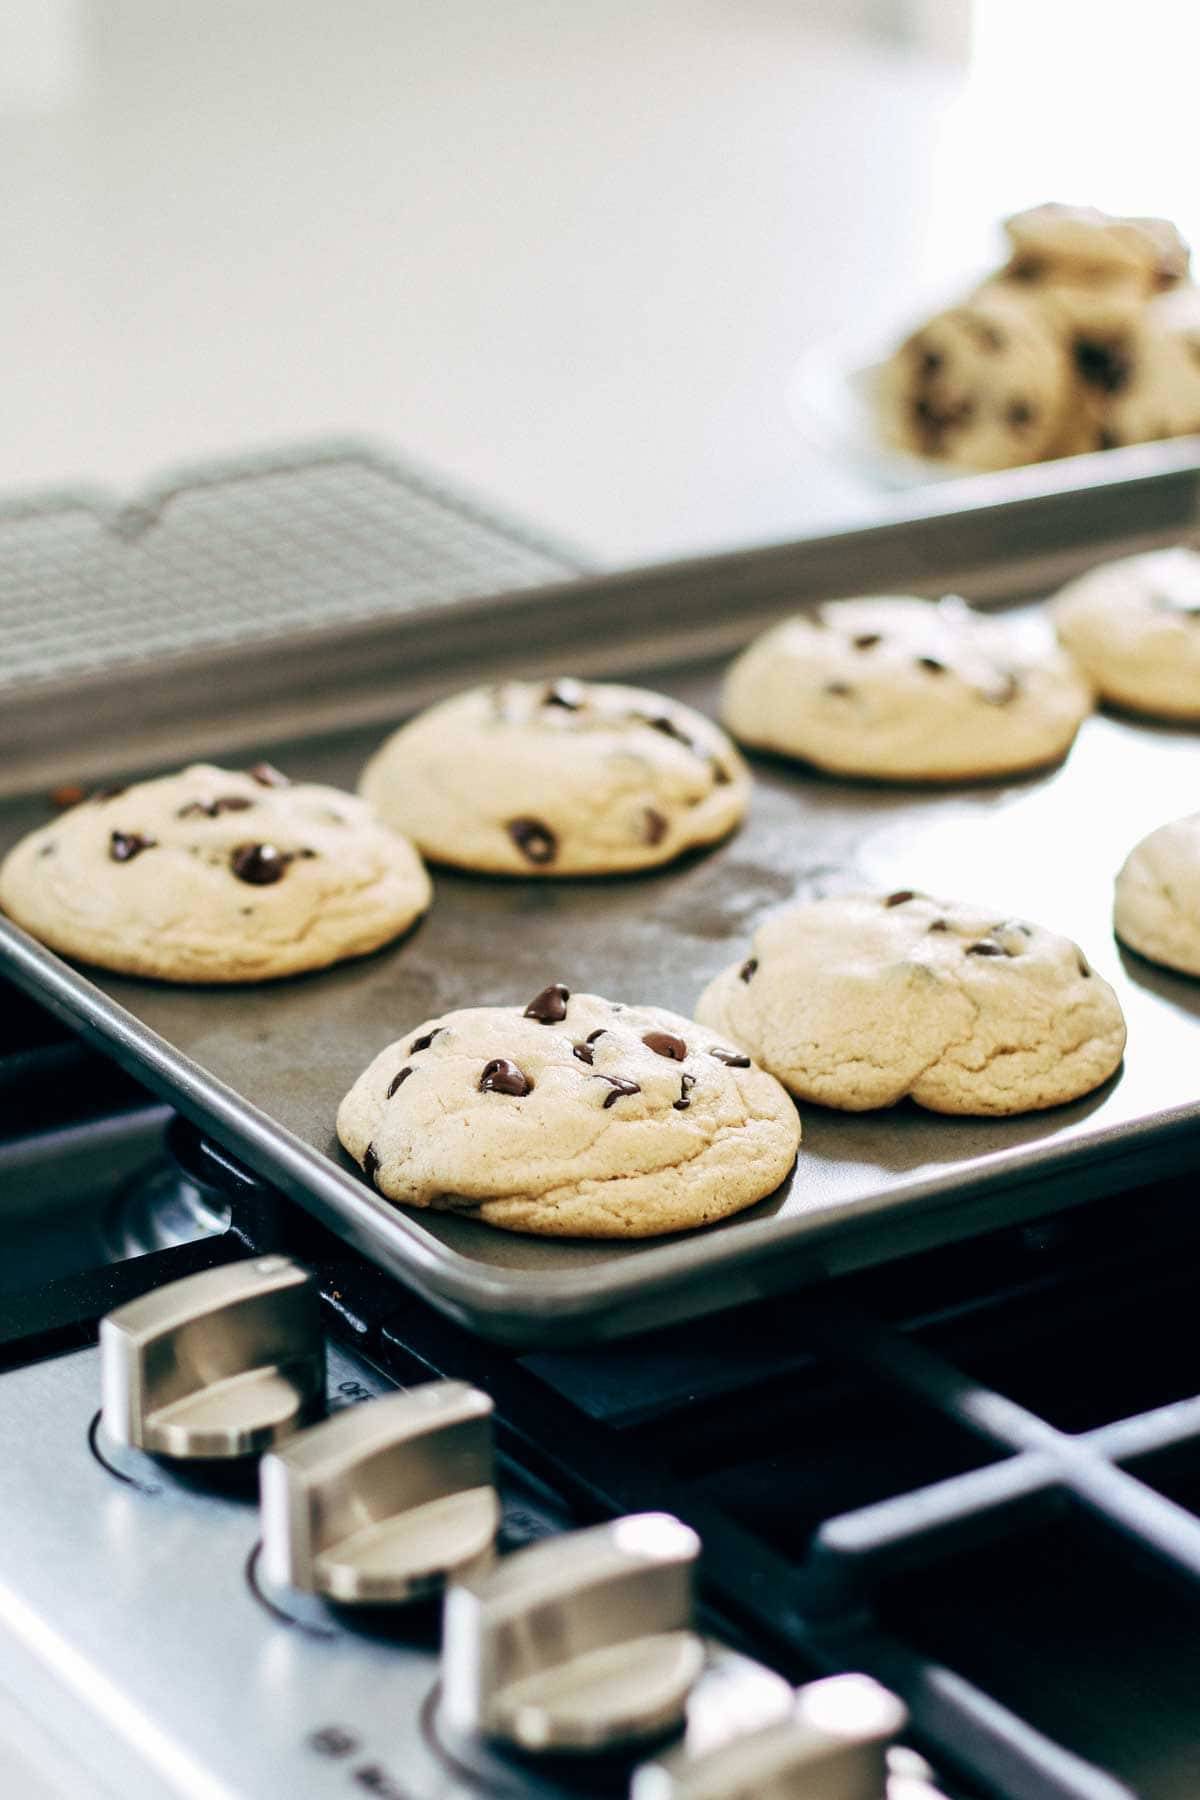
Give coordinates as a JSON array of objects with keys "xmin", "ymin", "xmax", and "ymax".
[{"xmin": 0, "ymin": 1257, "xmax": 935, "ymax": 1799}]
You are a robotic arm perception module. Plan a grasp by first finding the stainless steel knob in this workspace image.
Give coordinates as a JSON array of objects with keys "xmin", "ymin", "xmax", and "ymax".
[
  {"xmin": 442, "ymin": 1512, "xmax": 703, "ymax": 1754},
  {"xmin": 259, "ymin": 1381, "xmax": 498, "ymax": 1604},
  {"xmin": 100, "ymin": 1256, "xmax": 324, "ymax": 1460},
  {"xmin": 631, "ymin": 1674, "xmax": 907, "ymax": 1800}
]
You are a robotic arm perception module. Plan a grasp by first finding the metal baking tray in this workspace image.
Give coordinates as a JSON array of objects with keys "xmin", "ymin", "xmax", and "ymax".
[{"xmin": 6, "ymin": 443, "xmax": 1200, "ymax": 1345}]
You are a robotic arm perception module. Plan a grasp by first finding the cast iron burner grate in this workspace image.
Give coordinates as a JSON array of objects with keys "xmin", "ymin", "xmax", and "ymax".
[{"xmin": 6, "ymin": 980, "xmax": 1200, "ymax": 1798}]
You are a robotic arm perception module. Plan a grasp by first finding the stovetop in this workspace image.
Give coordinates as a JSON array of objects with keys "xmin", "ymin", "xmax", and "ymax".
[{"xmin": 4, "ymin": 975, "xmax": 1200, "ymax": 1799}]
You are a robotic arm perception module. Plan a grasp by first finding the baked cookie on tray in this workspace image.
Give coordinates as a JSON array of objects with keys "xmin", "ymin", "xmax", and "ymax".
[
  {"xmin": 336, "ymin": 984, "xmax": 800, "ymax": 1238},
  {"xmin": 1115, "ymin": 812, "xmax": 1200, "ymax": 976},
  {"xmin": 358, "ymin": 679, "xmax": 748, "ymax": 876},
  {"xmin": 721, "ymin": 595, "xmax": 1092, "ymax": 781},
  {"xmin": 0, "ymin": 762, "xmax": 431, "ymax": 983},
  {"xmin": 1053, "ymin": 546, "xmax": 1200, "ymax": 719},
  {"xmin": 695, "ymin": 891, "xmax": 1126, "ymax": 1115}
]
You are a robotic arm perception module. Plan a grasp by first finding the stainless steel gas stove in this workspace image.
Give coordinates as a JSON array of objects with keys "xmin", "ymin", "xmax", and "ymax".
[{"xmin": 5, "ymin": 977, "xmax": 1200, "ymax": 1800}]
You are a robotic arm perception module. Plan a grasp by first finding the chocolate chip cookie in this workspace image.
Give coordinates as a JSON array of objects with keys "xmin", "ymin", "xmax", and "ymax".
[
  {"xmin": 0, "ymin": 763, "xmax": 431, "ymax": 982},
  {"xmin": 336, "ymin": 985, "xmax": 800, "ymax": 1237},
  {"xmin": 1053, "ymin": 546, "xmax": 1200, "ymax": 719},
  {"xmin": 721, "ymin": 595, "xmax": 1092, "ymax": 780},
  {"xmin": 1115, "ymin": 811, "xmax": 1200, "ymax": 976},
  {"xmin": 358, "ymin": 680, "xmax": 748, "ymax": 876},
  {"xmin": 696, "ymin": 892, "xmax": 1125, "ymax": 1115}
]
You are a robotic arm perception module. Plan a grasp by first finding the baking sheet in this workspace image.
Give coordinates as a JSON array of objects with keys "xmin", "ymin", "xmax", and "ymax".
[{"xmin": 6, "ymin": 465, "xmax": 1200, "ymax": 1344}]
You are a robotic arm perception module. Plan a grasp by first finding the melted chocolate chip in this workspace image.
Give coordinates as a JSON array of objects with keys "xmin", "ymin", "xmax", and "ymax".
[
  {"xmin": 178, "ymin": 795, "xmax": 254, "ymax": 819},
  {"xmin": 710, "ymin": 759, "xmax": 732, "ymax": 786},
  {"xmin": 524, "ymin": 983, "xmax": 570, "ymax": 1024},
  {"xmin": 967, "ymin": 939, "xmax": 1008, "ymax": 957},
  {"xmin": 248, "ymin": 762, "xmax": 290, "ymax": 788},
  {"xmin": 110, "ymin": 831, "xmax": 156, "ymax": 863},
  {"xmin": 643, "ymin": 1030, "xmax": 687, "ymax": 1060},
  {"xmin": 49, "ymin": 784, "xmax": 86, "ymax": 809},
  {"xmin": 1074, "ymin": 337, "xmax": 1131, "ymax": 394},
  {"xmin": 508, "ymin": 818, "xmax": 557, "ymax": 865},
  {"xmin": 362, "ymin": 1145, "xmax": 381, "ymax": 1187},
  {"xmin": 709, "ymin": 1047, "xmax": 750, "ymax": 1067},
  {"xmin": 917, "ymin": 656, "xmax": 947, "ymax": 675},
  {"xmin": 386, "ymin": 1067, "xmax": 413, "ymax": 1097},
  {"xmin": 480, "ymin": 1058, "xmax": 533, "ymax": 1097},
  {"xmin": 1006, "ymin": 398, "xmax": 1036, "ymax": 430},
  {"xmin": 543, "ymin": 678, "xmax": 585, "ymax": 710},
  {"xmin": 885, "ymin": 890, "xmax": 918, "ymax": 907},
  {"xmin": 674, "ymin": 1073, "xmax": 697, "ymax": 1111},
  {"xmin": 231, "ymin": 842, "xmax": 287, "ymax": 884},
  {"xmin": 824, "ymin": 682, "xmax": 855, "ymax": 698},
  {"xmin": 572, "ymin": 1042, "xmax": 594, "ymax": 1065},
  {"xmin": 643, "ymin": 807, "xmax": 669, "ymax": 846},
  {"xmin": 37, "ymin": 841, "xmax": 56, "ymax": 858},
  {"xmin": 740, "ymin": 958, "xmax": 758, "ymax": 982},
  {"xmin": 980, "ymin": 673, "xmax": 1020, "ymax": 705},
  {"xmin": 918, "ymin": 347, "xmax": 943, "ymax": 376},
  {"xmin": 409, "ymin": 1027, "xmax": 444, "ymax": 1053},
  {"xmin": 586, "ymin": 1027, "xmax": 607, "ymax": 1044},
  {"xmin": 1078, "ymin": 954, "xmax": 1092, "ymax": 978},
  {"xmin": 640, "ymin": 711, "xmax": 694, "ymax": 748},
  {"xmin": 852, "ymin": 633, "xmax": 882, "ymax": 650},
  {"xmin": 928, "ymin": 919, "xmax": 949, "ymax": 933},
  {"xmin": 595, "ymin": 1074, "xmax": 640, "ymax": 1108},
  {"xmin": 1010, "ymin": 256, "xmax": 1044, "ymax": 282}
]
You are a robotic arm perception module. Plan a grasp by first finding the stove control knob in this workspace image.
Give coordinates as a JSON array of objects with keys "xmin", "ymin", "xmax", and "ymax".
[
  {"xmin": 259, "ymin": 1381, "xmax": 498, "ymax": 1603},
  {"xmin": 631, "ymin": 1673, "xmax": 907, "ymax": 1799},
  {"xmin": 100, "ymin": 1256, "xmax": 324, "ymax": 1460},
  {"xmin": 442, "ymin": 1512, "xmax": 703, "ymax": 1754}
]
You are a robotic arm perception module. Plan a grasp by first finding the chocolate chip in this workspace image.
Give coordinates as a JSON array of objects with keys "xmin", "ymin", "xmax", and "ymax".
[
  {"xmin": 965, "ymin": 316, "xmax": 1006, "ymax": 352},
  {"xmin": 740, "ymin": 958, "xmax": 758, "ymax": 982},
  {"xmin": 1098, "ymin": 428, "xmax": 1122, "ymax": 451},
  {"xmin": 709, "ymin": 1047, "xmax": 750, "ymax": 1067},
  {"xmin": 917, "ymin": 656, "xmax": 947, "ymax": 675},
  {"xmin": 49, "ymin": 784, "xmax": 86, "ymax": 809},
  {"xmin": 572, "ymin": 1042, "xmax": 594, "ymax": 1065},
  {"xmin": 1078, "ymin": 954, "xmax": 1092, "ymax": 978},
  {"xmin": 524, "ymin": 983, "xmax": 570, "ymax": 1024},
  {"xmin": 408, "ymin": 1028, "xmax": 444, "ymax": 1053},
  {"xmin": 508, "ymin": 817, "xmax": 557, "ymax": 865},
  {"xmin": 248, "ymin": 762, "xmax": 289, "ymax": 788},
  {"xmin": 640, "ymin": 711, "xmax": 694, "ymax": 748},
  {"xmin": 231, "ymin": 842, "xmax": 286, "ymax": 884},
  {"xmin": 1006, "ymin": 399, "xmax": 1036, "ymax": 430},
  {"xmin": 643, "ymin": 1030, "xmax": 687, "ymax": 1060},
  {"xmin": 852, "ymin": 633, "xmax": 881, "ymax": 650},
  {"xmin": 595, "ymin": 1074, "xmax": 640, "ymax": 1108},
  {"xmin": 643, "ymin": 807, "xmax": 669, "ymax": 846},
  {"xmin": 918, "ymin": 347, "xmax": 943, "ymax": 376},
  {"xmin": 824, "ymin": 682, "xmax": 855, "ymax": 698},
  {"xmin": 928, "ymin": 919, "xmax": 949, "ymax": 933},
  {"xmin": 710, "ymin": 759, "xmax": 732, "ymax": 786},
  {"xmin": 178, "ymin": 795, "xmax": 254, "ymax": 819},
  {"xmin": 1010, "ymin": 256, "xmax": 1044, "ymax": 282},
  {"xmin": 37, "ymin": 842, "xmax": 56, "ymax": 858},
  {"xmin": 674, "ymin": 1073, "xmax": 697, "ymax": 1111},
  {"xmin": 967, "ymin": 939, "xmax": 1008, "ymax": 957},
  {"xmin": 362, "ymin": 1144, "xmax": 381, "ymax": 1187},
  {"xmin": 586, "ymin": 1027, "xmax": 606, "ymax": 1044},
  {"xmin": 980, "ymin": 673, "xmax": 1020, "ymax": 705},
  {"xmin": 480, "ymin": 1058, "xmax": 533, "ymax": 1097},
  {"xmin": 109, "ymin": 831, "xmax": 156, "ymax": 862},
  {"xmin": 543, "ymin": 678, "xmax": 585, "ymax": 710},
  {"xmin": 885, "ymin": 890, "xmax": 918, "ymax": 907},
  {"xmin": 1074, "ymin": 337, "xmax": 1131, "ymax": 394},
  {"xmin": 387, "ymin": 1067, "xmax": 414, "ymax": 1097}
]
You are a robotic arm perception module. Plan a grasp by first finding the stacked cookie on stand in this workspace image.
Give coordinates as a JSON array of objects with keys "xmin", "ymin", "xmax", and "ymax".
[{"xmin": 878, "ymin": 203, "xmax": 1199, "ymax": 471}]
